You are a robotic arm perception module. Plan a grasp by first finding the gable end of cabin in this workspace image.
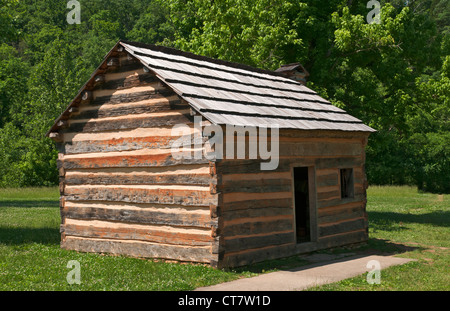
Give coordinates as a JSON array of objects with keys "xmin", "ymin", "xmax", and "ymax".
[{"xmin": 52, "ymin": 44, "xmax": 221, "ymax": 266}]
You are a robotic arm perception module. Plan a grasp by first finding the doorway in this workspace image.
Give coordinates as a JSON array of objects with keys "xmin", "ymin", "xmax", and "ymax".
[{"xmin": 293, "ymin": 167, "xmax": 311, "ymax": 243}]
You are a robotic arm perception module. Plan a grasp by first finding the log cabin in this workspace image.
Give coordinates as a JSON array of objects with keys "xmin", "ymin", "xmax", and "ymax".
[{"xmin": 47, "ymin": 40, "xmax": 375, "ymax": 268}]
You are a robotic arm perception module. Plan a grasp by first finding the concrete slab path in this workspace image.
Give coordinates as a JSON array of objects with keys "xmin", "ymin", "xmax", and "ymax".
[{"xmin": 196, "ymin": 254, "xmax": 414, "ymax": 291}]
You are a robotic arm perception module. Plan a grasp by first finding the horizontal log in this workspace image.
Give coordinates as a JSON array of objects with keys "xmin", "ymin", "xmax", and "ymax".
[
  {"xmin": 61, "ymin": 149, "xmax": 209, "ymax": 170},
  {"xmin": 217, "ymin": 159, "xmax": 292, "ymax": 175},
  {"xmin": 90, "ymin": 86, "xmax": 175, "ymax": 106},
  {"xmin": 72, "ymin": 97, "xmax": 185, "ymax": 120},
  {"xmin": 94, "ymin": 75, "xmax": 105, "ymax": 87},
  {"xmin": 49, "ymin": 132, "xmax": 63, "ymax": 142},
  {"xmin": 67, "ymin": 109, "xmax": 192, "ymax": 133},
  {"xmin": 92, "ymin": 84, "xmax": 166, "ymax": 99},
  {"xmin": 223, "ymin": 191, "xmax": 292, "ymax": 204},
  {"xmin": 219, "ymin": 178, "xmax": 292, "ymax": 193},
  {"xmin": 64, "ymin": 133, "xmax": 206, "ymax": 154},
  {"xmin": 103, "ymin": 68, "xmax": 144, "ymax": 82},
  {"xmin": 64, "ymin": 135, "xmax": 179, "ymax": 154},
  {"xmin": 221, "ymin": 243, "xmax": 295, "ymax": 268},
  {"xmin": 278, "ymin": 141, "xmax": 363, "ymax": 157},
  {"xmin": 94, "ymin": 72, "xmax": 159, "ymax": 91},
  {"xmin": 279, "ymin": 129, "xmax": 369, "ymax": 140},
  {"xmin": 223, "ymin": 197, "xmax": 293, "ymax": 213},
  {"xmin": 221, "ymin": 206, "xmax": 293, "ymax": 222},
  {"xmin": 317, "ymin": 194, "xmax": 366, "ymax": 209},
  {"xmin": 222, "ymin": 216, "xmax": 293, "ymax": 237},
  {"xmin": 318, "ymin": 202, "xmax": 365, "ymax": 224},
  {"xmin": 316, "ymin": 189, "xmax": 341, "ymax": 201},
  {"xmin": 317, "ymin": 229, "xmax": 368, "ymax": 249},
  {"xmin": 62, "ymin": 203, "xmax": 214, "ymax": 228},
  {"xmin": 63, "ymin": 219, "xmax": 212, "ymax": 246},
  {"xmin": 64, "ymin": 125, "xmax": 200, "ymax": 143},
  {"xmin": 64, "ymin": 170, "xmax": 212, "ymax": 186},
  {"xmin": 319, "ymin": 217, "xmax": 366, "ymax": 237},
  {"xmin": 315, "ymin": 156, "xmax": 363, "ymax": 170},
  {"xmin": 316, "ymin": 172, "xmax": 339, "ymax": 187},
  {"xmin": 62, "ymin": 236, "xmax": 215, "ymax": 263},
  {"xmin": 107, "ymin": 57, "xmax": 120, "ymax": 68},
  {"xmin": 224, "ymin": 231, "xmax": 294, "ymax": 253},
  {"xmin": 221, "ymin": 171, "xmax": 291, "ymax": 183},
  {"xmin": 104, "ymin": 61, "xmax": 143, "ymax": 74},
  {"xmin": 64, "ymin": 185, "xmax": 217, "ymax": 206}
]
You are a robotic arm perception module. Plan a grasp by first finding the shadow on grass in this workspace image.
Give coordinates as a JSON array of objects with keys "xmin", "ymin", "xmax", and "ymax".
[
  {"xmin": 0, "ymin": 227, "xmax": 60, "ymax": 245},
  {"xmin": 368, "ymin": 210, "xmax": 450, "ymax": 232},
  {"xmin": 0, "ymin": 200, "xmax": 59, "ymax": 208},
  {"xmin": 231, "ymin": 238, "xmax": 421, "ymax": 274}
]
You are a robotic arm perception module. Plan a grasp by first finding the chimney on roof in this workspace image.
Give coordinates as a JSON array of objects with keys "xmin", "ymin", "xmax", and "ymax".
[{"xmin": 275, "ymin": 63, "xmax": 309, "ymax": 85}]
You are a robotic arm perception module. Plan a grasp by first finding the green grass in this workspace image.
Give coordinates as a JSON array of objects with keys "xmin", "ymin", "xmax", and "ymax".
[
  {"xmin": 308, "ymin": 186, "xmax": 449, "ymax": 291},
  {"xmin": 0, "ymin": 186, "xmax": 448, "ymax": 291},
  {"xmin": 0, "ymin": 187, "xmax": 254, "ymax": 290}
]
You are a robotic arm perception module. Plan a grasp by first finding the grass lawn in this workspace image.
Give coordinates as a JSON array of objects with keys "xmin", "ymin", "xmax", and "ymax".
[
  {"xmin": 308, "ymin": 186, "xmax": 449, "ymax": 291},
  {"xmin": 0, "ymin": 186, "xmax": 448, "ymax": 291}
]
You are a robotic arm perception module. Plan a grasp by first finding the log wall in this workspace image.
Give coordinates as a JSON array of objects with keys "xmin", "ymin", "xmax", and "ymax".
[
  {"xmin": 216, "ymin": 130, "xmax": 370, "ymax": 268},
  {"xmin": 53, "ymin": 45, "xmax": 371, "ymax": 268},
  {"xmin": 56, "ymin": 49, "xmax": 219, "ymax": 265}
]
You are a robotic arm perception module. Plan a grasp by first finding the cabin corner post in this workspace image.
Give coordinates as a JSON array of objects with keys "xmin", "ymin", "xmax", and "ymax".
[
  {"xmin": 57, "ymin": 152, "xmax": 67, "ymax": 245},
  {"xmin": 209, "ymin": 161, "xmax": 224, "ymax": 268},
  {"xmin": 361, "ymin": 134, "xmax": 370, "ymax": 240}
]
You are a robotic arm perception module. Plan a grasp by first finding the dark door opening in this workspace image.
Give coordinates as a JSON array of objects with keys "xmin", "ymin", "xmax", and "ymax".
[{"xmin": 293, "ymin": 167, "xmax": 311, "ymax": 243}]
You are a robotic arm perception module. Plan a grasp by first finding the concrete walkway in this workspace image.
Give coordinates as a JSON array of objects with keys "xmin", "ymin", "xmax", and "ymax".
[{"xmin": 196, "ymin": 254, "xmax": 414, "ymax": 291}]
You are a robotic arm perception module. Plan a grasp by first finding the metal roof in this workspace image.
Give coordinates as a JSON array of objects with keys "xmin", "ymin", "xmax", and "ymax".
[{"xmin": 120, "ymin": 41, "xmax": 375, "ymax": 132}]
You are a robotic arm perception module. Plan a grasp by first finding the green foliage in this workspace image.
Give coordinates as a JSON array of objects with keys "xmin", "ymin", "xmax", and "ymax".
[{"xmin": 0, "ymin": 0, "xmax": 448, "ymax": 192}]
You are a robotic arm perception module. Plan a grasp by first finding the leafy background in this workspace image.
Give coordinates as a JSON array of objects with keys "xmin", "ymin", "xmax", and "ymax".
[{"xmin": 0, "ymin": 0, "xmax": 448, "ymax": 193}]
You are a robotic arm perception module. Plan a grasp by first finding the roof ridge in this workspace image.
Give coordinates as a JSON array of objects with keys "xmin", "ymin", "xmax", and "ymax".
[{"xmin": 119, "ymin": 39, "xmax": 293, "ymax": 81}]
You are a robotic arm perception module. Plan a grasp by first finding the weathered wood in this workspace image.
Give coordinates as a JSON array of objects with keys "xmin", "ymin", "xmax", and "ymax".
[
  {"xmin": 62, "ymin": 236, "xmax": 215, "ymax": 263},
  {"xmin": 67, "ymin": 110, "xmax": 192, "ymax": 133},
  {"xmin": 94, "ymin": 72, "xmax": 160, "ymax": 91},
  {"xmin": 64, "ymin": 170, "xmax": 212, "ymax": 186},
  {"xmin": 62, "ymin": 204, "xmax": 215, "ymax": 228},
  {"xmin": 316, "ymin": 171, "xmax": 339, "ymax": 187},
  {"xmin": 318, "ymin": 217, "xmax": 366, "ymax": 237},
  {"xmin": 221, "ymin": 243, "xmax": 295, "ymax": 268},
  {"xmin": 49, "ymin": 132, "xmax": 63, "ymax": 142},
  {"xmin": 64, "ymin": 133, "xmax": 206, "ymax": 154},
  {"xmin": 315, "ymin": 156, "xmax": 363, "ymax": 169},
  {"xmin": 224, "ymin": 232, "xmax": 294, "ymax": 253},
  {"xmin": 64, "ymin": 185, "xmax": 218, "ymax": 206},
  {"xmin": 57, "ymin": 120, "xmax": 68, "ymax": 128},
  {"xmin": 68, "ymin": 106, "xmax": 79, "ymax": 114},
  {"xmin": 223, "ymin": 191, "xmax": 292, "ymax": 204},
  {"xmin": 217, "ymin": 159, "xmax": 292, "ymax": 174},
  {"xmin": 221, "ymin": 206, "xmax": 292, "ymax": 222},
  {"xmin": 107, "ymin": 57, "xmax": 120, "ymax": 68},
  {"xmin": 317, "ymin": 194, "xmax": 366, "ymax": 209},
  {"xmin": 278, "ymin": 141, "xmax": 363, "ymax": 157},
  {"xmin": 222, "ymin": 216, "xmax": 293, "ymax": 237},
  {"xmin": 222, "ymin": 197, "xmax": 292, "ymax": 213},
  {"xmin": 81, "ymin": 90, "xmax": 93, "ymax": 103},
  {"xmin": 317, "ymin": 229, "xmax": 368, "ymax": 249},
  {"xmin": 63, "ymin": 219, "xmax": 212, "ymax": 246},
  {"xmin": 93, "ymin": 84, "xmax": 166, "ymax": 99},
  {"xmin": 316, "ymin": 188, "xmax": 341, "ymax": 201},
  {"xmin": 89, "ymin": 87, "xmax": 176, "ymax": 107},
  {"xmin": 72, "ymin": 97, "xmax": 186, "ymax": 120},
  {"xmin": 94, "ymin": 75, "xmax": 105, "ymax": 87},
  {"xmin": 318, "ymin": 202, "xmax": 365, "ymax": 224},
  {"xmin": 61, "ymin": 150, "xmax": 209, "ymax": 170},
  {"xmin": 219, "ymin": 179, "xmax": 291, "ymax": 194}
]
